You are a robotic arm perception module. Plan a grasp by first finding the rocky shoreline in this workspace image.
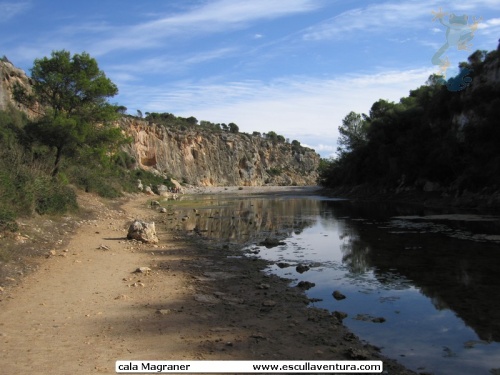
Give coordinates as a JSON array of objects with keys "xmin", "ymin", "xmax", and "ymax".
[{"xmin": 0, "ymin": 187, "xmax": 416, "ymax": 374}]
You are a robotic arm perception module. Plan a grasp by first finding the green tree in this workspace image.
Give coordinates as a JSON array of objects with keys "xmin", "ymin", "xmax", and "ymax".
[
  {"xmin": 14, "ymin": 50, "xmax": 122, "ymax": 177},
  {"xmin": 337, "ymin": 111, "xmax": 368, "ymax": 154},
  {"xmin": 228, "ymin": 122, "xmax": 239, "ymax": 133}
]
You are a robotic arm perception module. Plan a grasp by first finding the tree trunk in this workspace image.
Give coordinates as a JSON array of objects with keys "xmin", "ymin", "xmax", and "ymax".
[{"xmin": 51, "ymin": 146, "xmax": 63, "ymax": 178}]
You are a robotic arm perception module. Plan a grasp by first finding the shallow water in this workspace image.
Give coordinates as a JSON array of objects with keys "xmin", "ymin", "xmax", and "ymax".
[{"xmin": 160, "ymin": 194, "xmax": 500, "ymax": 375}]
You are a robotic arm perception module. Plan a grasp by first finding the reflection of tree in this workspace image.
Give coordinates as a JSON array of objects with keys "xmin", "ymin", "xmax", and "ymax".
[
  {"xmin": 330, "ymin": 201, "xmax": 500, "ymax": 342},
  {"xmin": 339, "ymin": 231, "xmax": 371, "ymax": 274}
]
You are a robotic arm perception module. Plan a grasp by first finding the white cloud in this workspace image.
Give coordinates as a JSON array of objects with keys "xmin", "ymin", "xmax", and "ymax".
[
  {"xmin": 300, "ymin": 0, "xmax": 500, "ymax": 42},
  {"xmin": 0, "ymin": 1, "xmax": 30, "ymax": 22},
  {"xmin": 91, "ymin": 0, "xmax": 322, "ymax": 55},
  {"xmin": 119, "ymin": 67, "xmax": 432, "ymax": 157},
  {"xmin": 477, "ymin": 17, "xmax": 500, "ymax": 36},
  {"xmin": 108, "ymin": 47, "xmax": 238, "ymax": 82},
  {"xmin": 301, "ymin": 1, "xmax": 432, "ymax": 41}
]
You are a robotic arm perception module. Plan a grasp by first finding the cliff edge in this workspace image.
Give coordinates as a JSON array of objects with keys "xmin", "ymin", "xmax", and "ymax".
[{"xmin": 121, "ymin": 117, "xmax": 319, "ymax": 186}]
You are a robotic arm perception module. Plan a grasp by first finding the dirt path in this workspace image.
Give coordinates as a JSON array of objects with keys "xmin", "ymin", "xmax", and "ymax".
[{"xmin": 0, "ymin": 190, "xmax": 415, "ymax": 375}]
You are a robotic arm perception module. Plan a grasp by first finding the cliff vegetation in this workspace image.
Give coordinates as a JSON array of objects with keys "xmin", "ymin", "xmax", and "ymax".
[{"xmin": 318, "ymin": 45, "xmax": 500, "ymax": 207}]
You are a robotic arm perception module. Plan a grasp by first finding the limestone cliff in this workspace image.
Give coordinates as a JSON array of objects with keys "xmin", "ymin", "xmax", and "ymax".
[
  {"xmin": 120, "ymin": 117, "xmax": 319, "ymax": 186},
  {"xmin": 0, "ymin": 58, "xmax": 319, "ymax": 186},
  {"xmin": 0, "ymin": 59, "xmax": 39, "ymax": 118}
]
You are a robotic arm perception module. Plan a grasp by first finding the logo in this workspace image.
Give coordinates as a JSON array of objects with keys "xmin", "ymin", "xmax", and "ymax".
[{"xmin": 431, "ymin": 7, "xmax": 481, "ymax": 91}]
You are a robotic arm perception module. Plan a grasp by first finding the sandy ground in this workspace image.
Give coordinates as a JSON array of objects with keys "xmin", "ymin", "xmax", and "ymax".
[{"xmin": 0, "ymin": 187, "xmax": 415, "ymax": 375}]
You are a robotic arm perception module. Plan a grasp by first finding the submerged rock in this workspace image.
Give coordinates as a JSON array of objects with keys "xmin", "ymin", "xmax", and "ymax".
[
  {"xmin": 259, "ymin": 237, "xmax": 286, "ymax": 248},
  {"xmin": 296, "ymin": 264, "xmax": 310, "ymax": 273},
  {"xmin": 297, "ymin": 281, "xmax": 315, "ymax": 290},
  {"xmin": 332, "ymin": 290, "xmax": 346, "ymax": 300},
  {"xmin": 333, "ymin": 310, "xmax": 348, "ymax": 321}
]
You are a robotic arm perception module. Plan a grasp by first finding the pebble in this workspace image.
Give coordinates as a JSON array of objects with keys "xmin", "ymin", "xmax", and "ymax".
[
  {"xmin": 114, "ymin": 294, "xmax": 130, "ymax": 300},
  {"xmin": 156, "ymin": 309, "xmax": 172, "ymax": 315}
]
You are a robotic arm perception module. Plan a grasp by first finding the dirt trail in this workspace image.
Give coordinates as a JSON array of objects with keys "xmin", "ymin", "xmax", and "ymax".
[{"xmin": 0, "ymin": 189, "xmax": 415, "ymax": 375}]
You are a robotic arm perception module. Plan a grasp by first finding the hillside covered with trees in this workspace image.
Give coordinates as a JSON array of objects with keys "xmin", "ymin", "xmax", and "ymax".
[{"xmin": 319, "ymin": 46, "xmax": 500, "ymax": 200}]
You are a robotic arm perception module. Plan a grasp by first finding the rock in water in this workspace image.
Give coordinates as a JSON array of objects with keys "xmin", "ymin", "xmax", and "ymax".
[
  {"xmin": 332, "ymin": 290, "xmax": 346, "ymax": 300},
  {"xmin": 127, "ymin": 220, "xmax": 159, "ymax": 243},
  {"xmin": 259, "ymin": 237, "xmax": 286, "ymax": 248},
  {"xmin": 296, "ymin": 264, "xmax": 310, "ymax": 273}
]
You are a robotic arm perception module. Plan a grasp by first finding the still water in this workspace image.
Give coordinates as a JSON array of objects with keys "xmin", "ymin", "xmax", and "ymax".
[{"xmin": 160, "ymin": 193, "xmax": 500, "ymax": 375}]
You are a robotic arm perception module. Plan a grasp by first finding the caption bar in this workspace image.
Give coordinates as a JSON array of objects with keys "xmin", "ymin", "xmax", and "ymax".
[{"xmin": 116, "ymin": 360, "xmax": 383, "ymax": 373}]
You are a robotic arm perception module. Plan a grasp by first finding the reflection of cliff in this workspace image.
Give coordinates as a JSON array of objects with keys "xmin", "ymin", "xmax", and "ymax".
[
  {"xmin": 121, "ymin": 118, "xmax": 319, "ymax": 186},
  {"xmin": 161, "ymin": 197, "xmax": 321, "ymax": 245},
  {"xmin": 320, "ymin": 200, "xmax": 500, "ymax": 342}
]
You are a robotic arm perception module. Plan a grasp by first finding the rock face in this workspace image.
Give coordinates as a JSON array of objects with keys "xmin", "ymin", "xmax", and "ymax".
[
  {"xmin": 0, "ymin": 59, "xmax": 40, "ymax": 118},
  {"xmin": 126, "ymin": 220, "xmax": 159, "ymax": 243},
  {"xmin": 120, "ymin": 117, "xmax": 320, "ymax": 186},
  {"xmin": 0, "ymin": 58, "xmax": 320, "ymax": 187}
]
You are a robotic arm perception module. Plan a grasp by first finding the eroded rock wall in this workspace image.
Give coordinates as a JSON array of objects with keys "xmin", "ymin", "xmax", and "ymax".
[
  {"xmin": 0, "ymin": 60, "xmax": 39, "ymax": 118},
  {"xmin": 121, "ymin": 117, "xmax": 319, "ymax": 186}
]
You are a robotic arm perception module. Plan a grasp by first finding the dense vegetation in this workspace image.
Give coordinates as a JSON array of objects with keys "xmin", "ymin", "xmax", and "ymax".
[
  {"xmin": 319, "ymin": 48, "xmax": 500, "ymax": 194},
  {"xmin": 0, "ymin": 51, "xmax": 169, "ymax": 231}
]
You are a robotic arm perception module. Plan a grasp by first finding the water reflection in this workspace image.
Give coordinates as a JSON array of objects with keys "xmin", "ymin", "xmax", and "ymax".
[
  {"xmin": 160, "ymin": 195, "xmax": 326, "ymax": 245},
  {"xmin": 159, "ymin": 195, "xmax": 500, "ymax": 375}
]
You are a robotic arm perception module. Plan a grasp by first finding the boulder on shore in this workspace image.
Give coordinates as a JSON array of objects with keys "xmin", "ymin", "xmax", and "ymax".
[{"xmin": 127, "ymin": 220, "xmax": 159, "ymax": 243}]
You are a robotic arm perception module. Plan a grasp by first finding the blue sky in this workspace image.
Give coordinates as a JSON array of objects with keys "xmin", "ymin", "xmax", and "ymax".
[{"xmin": 1, "ymin": 0, "xmax": 500, "ymax": 157}]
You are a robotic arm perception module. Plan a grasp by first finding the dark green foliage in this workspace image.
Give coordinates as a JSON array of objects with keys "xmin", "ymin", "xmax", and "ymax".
[
  {"xmin": 337, "ymin": 111, "xmax": 368, "ymax": 154},
  {"xmin": 319, "ymin": 48, "xmax": 500, "ymax": 192},
  {"xmin": 13, "ymin": 50, "xmax": 122, "ymax": 177},
  {"xmin": 33, "ymin": 177, "xmax": 78, "ymax": 214},
  {"xmin": 266, "ymin": 167, "xmax": 282, "ymax": 176},
  {"xmin": 0, "ymin": 208, "xmax": 18, "ymax": 232},
  {"xmin": 265, "ymin": 131, "xmax": 287, "ymax": 145},
  {"xmin": 0, "ymin": 114, "xmax": 78, "ymax": 221},
  {"xmin": 228, "ymin": 122, "xmax": 239, "ymax": 133}
]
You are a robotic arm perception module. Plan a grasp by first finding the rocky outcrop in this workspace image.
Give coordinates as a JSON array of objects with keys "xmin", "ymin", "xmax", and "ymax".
[
  {"xmin": 120, "ymin": 117, "xmax": 319, "ymax": 186},
  {"xmin": 0, "ymin": 58, "xmax": 320, "ymax": 187},
  {"xmin": 0, "ymin": 59, "xmax": 39, "ymax": 118}
]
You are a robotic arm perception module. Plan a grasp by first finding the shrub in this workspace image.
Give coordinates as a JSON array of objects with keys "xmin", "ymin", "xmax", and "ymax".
[
  {"xmin": 34, "ymin": 177, "xmax": 77, "ymax": 214},
  {"xmin": 0, "ymin": 207, "xmax": 18, "ymax": 232},
  {"xmin": 266, "ymin": 167, "xmax": 282, "ymax": 176}
]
